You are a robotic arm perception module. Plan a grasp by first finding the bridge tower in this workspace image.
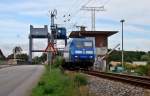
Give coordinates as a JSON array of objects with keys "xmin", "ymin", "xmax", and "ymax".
[{"xmin": 29, "ymin": 25, "xmax": 50, "ymax": 63}]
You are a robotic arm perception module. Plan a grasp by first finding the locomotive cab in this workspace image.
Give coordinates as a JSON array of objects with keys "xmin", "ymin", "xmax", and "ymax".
[
  {"xmin": 71, "ymin": 39, "xmax": 95, "ymax": 62},
  {"xmin": 63, "ymin": 38, "xmax": 95, "ymax": 69}
]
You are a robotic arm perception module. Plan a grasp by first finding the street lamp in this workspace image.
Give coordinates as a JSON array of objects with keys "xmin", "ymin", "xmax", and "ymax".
[{"xmin": 120, "ymin": 19, "xmax": 125, "ymax": 68}]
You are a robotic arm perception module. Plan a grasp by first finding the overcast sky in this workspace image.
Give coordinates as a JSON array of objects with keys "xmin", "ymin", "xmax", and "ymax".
[{"xmin": 0, "ymin": 0, "xmax": 150, "ymax": 56}]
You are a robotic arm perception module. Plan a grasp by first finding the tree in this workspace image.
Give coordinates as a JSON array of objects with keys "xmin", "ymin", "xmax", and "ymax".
[
  {"xmin": 16, "ymin": 54, "xmax": 28, "ymax": 61},
  {"xmin": 0, "ymin": 49, "xmax": 5, "ymax": 60},
  {"xmin": 32, "ymin": 56, "xmax": 41, "ymax": 64},
  {"xmin": 141, "ymin": 53, "xmax": 150, "ymax": 64},
  {"xmin": 32, "ymin": 53, "xmax": 47, "ymax": 64},
  {"xmin": 141, "ymin": 55, "xmax": 150, "ymax": 61},
  {"xmin": 40, "ymin": 53, "xmax": 47, "ymax": 62},
  {"xmin": 13, "ymin": 46, "xmax": 23, "ymax": 60},
  {"xmin": 108, "ymin": 50, "xmax": 146, "ymax": 63},
  {"xmin": 7, "ymin": 54, "xmax": 14, "ymax": 59},
  {"xmin": 13, "ymin": 46, "xmax": 22, "ymax": 54}
]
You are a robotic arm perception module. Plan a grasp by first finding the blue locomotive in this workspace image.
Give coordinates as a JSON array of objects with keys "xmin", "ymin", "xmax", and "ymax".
[{"xmin": 63, "ymin": 38, "xmax": 95, "ymax": 69}]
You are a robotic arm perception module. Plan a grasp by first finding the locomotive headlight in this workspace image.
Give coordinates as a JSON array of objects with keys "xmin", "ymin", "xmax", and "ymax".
[
  {"xmin": 75, "ymin": 50, "xmax": 82, "ymax": 54},
  {"xmin": 89, "ymin": 56, "xmax": 93, "ymax": 58},
  {"xmin": 86, "ymin": 51, "xmax": 93, "ymax": 54},
  {"xmin": 75, "ymin": 55, "xmax": 78, "ymax": 58}
]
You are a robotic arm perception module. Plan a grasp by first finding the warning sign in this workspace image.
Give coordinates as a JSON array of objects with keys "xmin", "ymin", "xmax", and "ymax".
[{"xmin": 45, "ymin": 42, "xmax": 57, "ymax": 54}]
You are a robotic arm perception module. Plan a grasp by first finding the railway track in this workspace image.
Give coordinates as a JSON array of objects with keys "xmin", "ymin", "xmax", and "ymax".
[{"xmin": 81, "ymin": 70, "xmax": 150, "ymax": 89}]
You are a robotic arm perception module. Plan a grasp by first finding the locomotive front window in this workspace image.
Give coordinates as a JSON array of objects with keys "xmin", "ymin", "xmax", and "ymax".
[
  {"xmin": 75, "ymin": 41, "xmax": 93, "ymax": 48},
  {"xmin": 84, "ymin": 42, "xmax": 92, "ymax": 47},
  {"xmin": 76, "ymin": 41, "xmax": 83, "ymax": 48}
]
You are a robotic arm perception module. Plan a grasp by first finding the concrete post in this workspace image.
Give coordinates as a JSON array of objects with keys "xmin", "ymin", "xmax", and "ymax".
[
  {"xmin": 29, "ymin": 36, "xmax": 32, "ymax": 63},
  {"xmin": 47, "ymin": 51, "xmax": 51, "ymax": 71},
  {"xmin": 47, "ymin": 36, "xmax": 51, "ymax": 71}
]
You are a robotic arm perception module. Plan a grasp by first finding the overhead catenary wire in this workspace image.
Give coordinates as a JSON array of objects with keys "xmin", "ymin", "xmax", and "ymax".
[
  {"xmin": 81, "ymin": 0, "xmax": 105, "ymax": 31},
  {"xmin": 81, "ymin": 0, "xmax": 112, "ymax": 30},
  {"xmin": 103, "ymin": 0, "xmax": 111, "ymax": 6},
  {"xmin": 64, "ymin": 0, "xmax": 91, "ymax": 23},
  {"xmin": 65, "ymin": 0, "xmax": 91, "ymax": 20},
  {"xmin": 82, "ymin": 0, "xmax": 94, "ymax": 7},
  {"xmin": 63, "ymin": 0, "xmax": 111, "ymax": 22},
  {"xmin": 88, "ymin": 0, "xmax": 111, "ymax": 7},
  {"xmin": 55, "ymin": 0, "xmax": 83, "ymax": 27},
  {"xmin": 60, "ymin": 0, "xmax": 93, "ymax": 30},
  {"xmin": 56, "ymin": 0, "xmax": 111, "ymax": 31}
]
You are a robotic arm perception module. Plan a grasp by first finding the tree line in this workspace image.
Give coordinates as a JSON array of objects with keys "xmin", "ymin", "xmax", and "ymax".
[
  {"xmin": 108, "ymin": 50, "xmax": 150, "ymax": 63},
  {"xmin": 1, "ymin": 48, "xmax": 150, "ymax": 64}
]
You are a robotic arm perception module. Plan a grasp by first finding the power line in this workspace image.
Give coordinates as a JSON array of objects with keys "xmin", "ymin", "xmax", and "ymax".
[
  {"xmin": 103, "ymin": 0, "xmax": 111, "ymax": 6},
  {"xmin": 56, "ymin": 0, "xmax": 101, "ymax": 31},
  {"xmin": 89, "ymin": 0, "xmax": 111, "ymax": 7},
  {"xmin": 82, "ymin": 0, "xmax": 93, "ymax": 7},
  {"xmin": 66, "ymin": 0, "xmax": 90, "ymax": 21},
  {"xmin": 81, "ymin": 6, "xmax": 105, "ymax": 31},
  {"xmin": 80, "ymin": 0, "xmax": 112, "ymax": 31},
  {"xmin": 60, "ymin": 0, "xmax": 92, "ymax": 30}
]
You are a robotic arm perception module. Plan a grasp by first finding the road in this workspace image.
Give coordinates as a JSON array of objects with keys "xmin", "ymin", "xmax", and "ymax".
[{"xmin": 0, "ymin": 65, "xmax": 44, "ymax": 96}]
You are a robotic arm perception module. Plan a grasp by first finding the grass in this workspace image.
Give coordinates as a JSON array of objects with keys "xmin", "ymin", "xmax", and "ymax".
[
  {"xmin": 31, "ymin": 55, "xmax": 95, "ymax": 96},
  {"xmin": 31, "ymin": 68, "xmax": 77, "ymax": 96}
]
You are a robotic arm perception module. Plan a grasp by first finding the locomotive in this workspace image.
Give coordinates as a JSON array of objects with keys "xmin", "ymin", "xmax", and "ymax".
[{"xmin": 63, "ymin": 38, "xmax": 95, "ymax": 69}]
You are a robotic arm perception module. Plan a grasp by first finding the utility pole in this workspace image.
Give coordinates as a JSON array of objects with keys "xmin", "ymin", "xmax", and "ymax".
[
  {"xmin": 120, "ymin": 19, "xmax": 125, "ymax": 68},
  {"xmin": 47, "ymin": 9, "xmax": 57, "ymax": 71},
  {"xmin": 81, "ymin": 6, "xmax": 105, "ymax": 31}
]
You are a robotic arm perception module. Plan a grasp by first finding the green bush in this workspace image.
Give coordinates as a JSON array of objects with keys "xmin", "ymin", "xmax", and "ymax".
[
  {"xmin": 135, "ymin": 65, "xmax": 149, "ymax": 76},
  {"xmin": 74, "ymin": 73, "xmax": 88, "ymax": 86},
  {"xmin": 146, "ymin": 64, "xmax": 150, "ymax": 75},
  {"xmin": 43, "ymin": 84, "xmax": 54, "ymax": 94},
  {"xmin": 53, "ymin": 56, "xmax": 63, "ymax": 68},
  {"xmin": 38, "ymin": 80, "xmax": 45, "ymax": 86}
]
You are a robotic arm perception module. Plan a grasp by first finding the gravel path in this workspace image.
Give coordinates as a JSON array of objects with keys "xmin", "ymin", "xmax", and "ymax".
[{"xmin": 87, "ymin": 75, "xmax": 146, "ymax": 96}]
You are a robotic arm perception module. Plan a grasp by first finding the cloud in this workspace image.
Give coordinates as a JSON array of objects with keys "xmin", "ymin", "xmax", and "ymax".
[
  {"xmin": 0, "ymin": 40, "xmax": 47, "ymax": 57},
  {"xmin": 124, "ymin": 38, "xmax": 150, "ymax": 51},
  {"xmin": 99, "ymin": 0, "xmax": 150, "ymax": 25},
  {"xmin": 0, "ymin": 38, "xmax": 65, "ymax": 57},
  {"xmin": 0, "ymin": 0, "xmax": 88, "ymax": 17},
  {"xmin": 108, "ymin": 38, "xmax": 149, "ymax": 52},
  {"xmin": 0, "ymin": 19, "xmax": 49, "ymax": 56},
  {"xmin": 0, "ymin": 0, "xmax": 150, "ymax": 56}
]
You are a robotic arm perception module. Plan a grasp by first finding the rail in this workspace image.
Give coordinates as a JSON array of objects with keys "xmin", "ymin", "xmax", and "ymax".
[{"xmin": 81, "ymin": 70, "xmax": 150, "ymax": 89}]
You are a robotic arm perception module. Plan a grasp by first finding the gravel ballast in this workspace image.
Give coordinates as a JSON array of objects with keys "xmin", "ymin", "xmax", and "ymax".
[{"xmin": 87, "ymin": 75, "xmax": 148, "ymax": 96}]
